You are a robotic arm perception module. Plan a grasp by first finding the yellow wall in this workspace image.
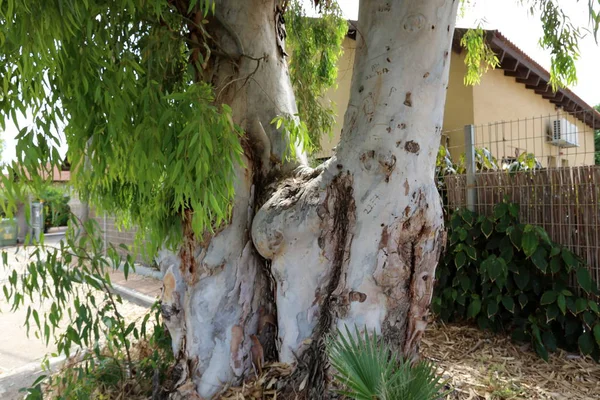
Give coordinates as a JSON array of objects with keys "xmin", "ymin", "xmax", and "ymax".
[
  {"xmin": 316, "ymin": 36, "xmax": 356, "ymax": 159},
  {"xmin": 318, "ymin": 38, "xmax": 595, "ymax": 167},
  {"xmin": 470, "ymin": 68, "xmax": 594, "ymax": 167},
  {"xmin": 441, "ymin": 52, "xmax": 474, "ymax": 154}
]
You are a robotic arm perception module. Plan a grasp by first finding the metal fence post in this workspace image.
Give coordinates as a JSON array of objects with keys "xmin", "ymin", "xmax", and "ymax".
[
  {"xmin": 465, "ymin": 124, "xmax": 476, "ymax": 212},
  {"xmin": 103, "ymin": 211, "xmax": 107, "ymax": 257}
]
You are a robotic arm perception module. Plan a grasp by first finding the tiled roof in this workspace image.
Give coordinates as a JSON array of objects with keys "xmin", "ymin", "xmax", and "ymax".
[{"xmin": 453, "ymin": 28, "xmax": 600, "ymax": 130}]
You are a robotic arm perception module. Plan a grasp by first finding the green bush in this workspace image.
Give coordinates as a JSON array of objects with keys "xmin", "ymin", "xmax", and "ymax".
[
  {"xmin": 39, "ymin": 186, "xmax": 71, "ymax": 230},
  {"xmin": 433, "ymin": 202, "xmax": 600, "ymax": 361}
]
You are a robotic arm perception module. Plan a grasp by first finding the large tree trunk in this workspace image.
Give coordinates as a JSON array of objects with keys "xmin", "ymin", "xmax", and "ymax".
[{"xmin": 160, "ymin": 0, "xmax": 458, "ymax": 398}]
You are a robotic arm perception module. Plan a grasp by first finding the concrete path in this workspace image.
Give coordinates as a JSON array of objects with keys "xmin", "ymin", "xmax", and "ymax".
[{"xmin": 0, "ymin": 234, "xmax": 163, "ymax": 399}]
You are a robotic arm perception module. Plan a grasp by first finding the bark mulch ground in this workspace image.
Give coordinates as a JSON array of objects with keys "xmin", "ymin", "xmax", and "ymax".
[{"xmin": 422, "ymin": 321, "xmax": 600, "ymax": 400}]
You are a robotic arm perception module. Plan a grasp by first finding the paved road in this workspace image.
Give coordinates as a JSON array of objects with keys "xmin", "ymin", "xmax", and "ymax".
[
  {"xmin": 0, "ymin": 235, "xmax": 66, "ymax": 373},
  {"xmin": 0, "ymin": 234, "xmax": 153, "ymax": 399}
]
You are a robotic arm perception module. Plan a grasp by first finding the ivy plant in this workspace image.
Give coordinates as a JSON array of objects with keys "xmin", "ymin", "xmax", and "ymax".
[{"xmin": 433, "ymin": 201, "xmax": 600, "ymax": 361}]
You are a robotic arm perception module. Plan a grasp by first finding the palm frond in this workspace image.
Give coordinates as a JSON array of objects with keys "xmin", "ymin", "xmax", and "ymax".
[
  {"xmin": 386, "ymin": 359, "xmax": 449, "ymax": 400},
  {"xmin": 327, "ymin": 325, "xmax": 448, "ymax": 400},
  {"xmin": 327, "ymin": 325, "xmax": 393, "ymax": 399}
]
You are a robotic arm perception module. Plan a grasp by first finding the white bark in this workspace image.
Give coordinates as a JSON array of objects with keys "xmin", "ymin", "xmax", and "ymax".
[
  {"xmin": 159, "ymin": 1, "xmax": 301, "ymax": 398},
  {"xmin": 333, "ymin": 0, "xmax": 457, "ymax": 359},
  {"xmin": 254, "ymin": 0, "xmax": 458, "ymax": 393},
  {"xmin": 161, "ymin": 0, "xmax": 459, "ymax": 398}
]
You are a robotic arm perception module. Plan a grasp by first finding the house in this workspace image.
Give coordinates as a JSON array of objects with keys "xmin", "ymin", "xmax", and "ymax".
[{"xmin": 318, "ymin": 26, "xmax": 600, "ymax": 168}]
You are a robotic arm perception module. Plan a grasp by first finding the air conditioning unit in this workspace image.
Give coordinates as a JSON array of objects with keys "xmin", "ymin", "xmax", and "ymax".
[{"xmin": 549, "ymin": 119, "xmax": 579, "ymax": 148}]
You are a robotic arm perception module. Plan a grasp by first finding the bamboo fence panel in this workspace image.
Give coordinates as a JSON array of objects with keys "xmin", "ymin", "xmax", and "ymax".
[{"xmin": 444, "ymin": 166, "xmax": 600, "ymax": 287}]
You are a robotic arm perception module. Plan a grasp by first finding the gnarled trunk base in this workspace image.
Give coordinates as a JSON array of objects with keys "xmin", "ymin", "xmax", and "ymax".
[{"xmin": 159, "ymin": 0, "xmax": 459, "ymax": 398}]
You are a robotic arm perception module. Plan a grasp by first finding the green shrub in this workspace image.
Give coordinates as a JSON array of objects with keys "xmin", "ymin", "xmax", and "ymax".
[
  {"xmin": 433, "ymin": 202, "xmax": 600, "ymax": 361},
  {"xmin": 39, "ymin": 186, "xmax": 71, "ymax": 230},
  {"xmin": 327, "ymin": 326, "xmax": 447, "ymax": 400}
]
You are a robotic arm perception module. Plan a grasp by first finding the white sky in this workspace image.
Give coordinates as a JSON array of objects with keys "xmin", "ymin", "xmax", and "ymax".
[{"xmin": 1, "ymin": 0, "xmax": 599, "ymax": 163}]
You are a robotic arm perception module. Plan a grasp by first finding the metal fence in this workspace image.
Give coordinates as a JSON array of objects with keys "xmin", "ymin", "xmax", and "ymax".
[
  {"xmin": 440, "ymin": 109, "xmax": 600, "ymax": 285},
  {"xmin": 442, "ymin": 109, "xmax": 597, "ymax": 172}
]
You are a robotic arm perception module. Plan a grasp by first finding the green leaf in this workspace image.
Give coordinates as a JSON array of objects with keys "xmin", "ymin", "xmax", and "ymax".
[
  {"xmin": 534, "ymin": 226, "xmax": 551, "ymax": 245},
  {"xmin": 540, "ymin": 291, "xmax": 557, "ymax": 305},
  {"xmin": 451, "ymin": 215, "xmax": 463, "ymax": 230},
  {"xmin": 508, "ymin": 203, "xmax": 519, "ymax": 218},
  {"xmin": 44, "ymin": 323, "xmax": 50, "ymax": 346},
  {"xmin": 594, "ymin": 324, "xmax": 600, "ymax": 346},
  {"xmin": 577, "ymin": 268, "xmax": 593, "ymax": 294},
  {"xmin": 533, "ymin": 340, "xmax": 549, "ymax": 361},
  {"xmin": 531, "ymin": 325, "xmax": 548, "ymax": 361},
  {"xmin": 513, "ymin": 268, "xmax": 530, "ymax": 291},
  {"xmin": 481, "ymin": 218, "xmax": 493, "ymax": 238},
  {"xmin": 583, "ymin": 311, "xmax": 596, "ymax": 327},
  {"xmin": 461, "ymin": 210, "xmax": 475, "ymax": 226},
  {"xmin": 549, "ymin": 256, "xmax": 562, "ymax": 274},
  {"xmin": 562, "ymin": 249, "xmax": 578, "ymax": 271},
  {"xmin": 327, "ymin": 326, "xmax": 395, "ymax": 400},
  {"xmin": 499, "ymin": 241, "xmax": 514, "ymax": 264},
  {"xmin": 557, "ymin": 294, "xmax": 566, "ymax": 315},
  {"xmin": 521, "ymin": 231, "xmax": 538, "ymax": 257},
  {"xmin": 484, "ymin": 256, "xmax": 506, "ymax": 283},
  {"xmin": 508, "ymin": 226, "xmax": 523, "ymax": 249},
  {"xmin": 518, "ymin": 293, "xmax": 528, "ymax": 309},
  {"xmin": 578, "ymin": 332, "xmax": 595, "ymax": 355},
  {"xmin": 493, "ymin": 203, "xmax": 508, "ymax": 219},
  {"xmin": 542, "ymin": 330, "xmax": 557, "ymax": 352},
  {"xmin": 531, "ymin": 247, "xmax": 548, "ymax": 273},
  {"xmin": 589, "ymin": 301, "xmax": 599, "ymax": 314},
  {"xmin": 467, "ymin": 298, "xmax": 482, "ymax": 319},
  {"xmin": 487, "ymin": 301, "xmax": 499, "ymax": 318},
  {"xmin": 455, "ymin": 251, "xmax": 467, "ymax": 269},
  {"xmin": 502, "ymin": 296, "xmax": 515, "ymax": 313},
  {"xmin": 575, "ymin": 298, "xmax": 588, "ymax": 314},
  {"xmin": 546, "ymin": 304, "xmax": 559, "ymax": 322},
  {"xmin": 459, "ymin": 274, "xmax": 471, "ymax": 292},
  {"xmin": 32, "ymin": 310, "xmax": 41, "ymax": 330},
  {"xmin": 465, "ymin": 245, "xmax": 476, "ymax": 260},
  {"xmin": 567, "ymin": 297, "xmax": 577, "ymax": 314}
]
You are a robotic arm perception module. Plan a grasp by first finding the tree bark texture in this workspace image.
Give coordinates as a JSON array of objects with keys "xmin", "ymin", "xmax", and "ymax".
[{"xmin": 158, "ymin": 0, "xmax": 459, "ymax": 398}]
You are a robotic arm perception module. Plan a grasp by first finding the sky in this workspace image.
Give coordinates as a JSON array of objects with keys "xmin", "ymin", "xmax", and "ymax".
[{"xmin": 2, "ymin": 0, "xmax": 600, "ymax": 163}]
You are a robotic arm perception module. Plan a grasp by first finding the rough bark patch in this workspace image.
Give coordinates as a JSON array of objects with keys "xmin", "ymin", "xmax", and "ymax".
[
  {"xmin": 373, "ymin": 190, "xmax": 445, "ymax": 360},
  {"xmin": 404, "ymin": 140, "xmax": 420, "ymax": 154},
  {"xmin": 281, "ymin": 173, "xmax": 355, "ymax": 399},
  {"xmin": 404, "ymin": 92, "xmax": 413, "ymax": 107},
  {"xmin": 180, "ymin": 210, "xmax": 199, "ymax": 286}
]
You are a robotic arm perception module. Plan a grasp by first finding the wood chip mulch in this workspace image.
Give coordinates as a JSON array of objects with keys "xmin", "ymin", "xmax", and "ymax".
[{"xmin": 421, "ymin": 321, "xmax": 600, "ymax": 400}]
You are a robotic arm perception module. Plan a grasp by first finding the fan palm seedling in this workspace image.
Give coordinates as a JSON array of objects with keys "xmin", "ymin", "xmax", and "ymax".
[{"xmin": 327, "ymin": 325, "xmax": 448, "ymax": 400}]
